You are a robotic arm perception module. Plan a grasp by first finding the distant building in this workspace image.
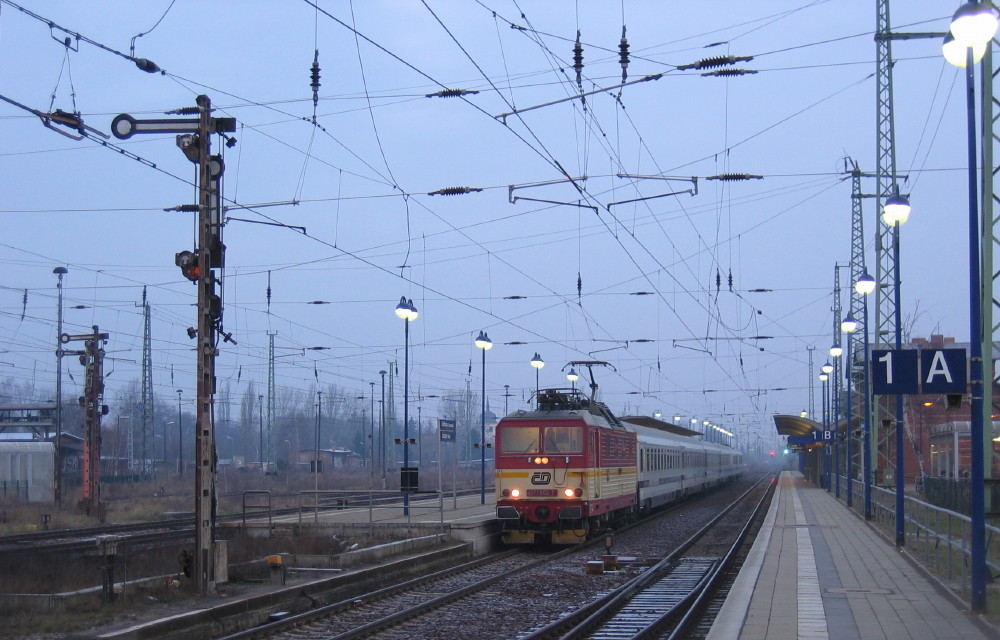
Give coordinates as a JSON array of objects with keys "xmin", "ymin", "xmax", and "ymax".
[
  {"xmin": 292, "ymin": 447, "xmax": 361, "ymax": 471},
  {"xmin": 0, "ymin": 441, "xmax": 55, "ymax": 503}
]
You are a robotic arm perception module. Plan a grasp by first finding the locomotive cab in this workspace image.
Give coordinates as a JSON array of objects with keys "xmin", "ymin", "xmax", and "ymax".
[{"xmin": 495, "ymin": 389, "xmax": 637, "ymax": 544}]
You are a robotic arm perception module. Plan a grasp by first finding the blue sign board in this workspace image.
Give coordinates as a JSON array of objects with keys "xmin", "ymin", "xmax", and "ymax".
[
  {"xmin": 787, "ymin": 432, "xmax": 820, "ymax": 445},
  {"xmin": 871, "ymin": 348, "xmax": 967, "ymax": 395},
  {"xmin": 871, "ymin": 349, "xmax": 919, "ymax": 395},
  {"xmin": 920, "ymin": 348, "xmax": 967, "ymax": 394}
]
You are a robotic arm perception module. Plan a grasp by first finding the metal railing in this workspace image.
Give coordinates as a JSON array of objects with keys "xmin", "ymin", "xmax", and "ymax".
[{"xmin": 836, "ymin": 474, "xmax": 1000, "ymax": 603}]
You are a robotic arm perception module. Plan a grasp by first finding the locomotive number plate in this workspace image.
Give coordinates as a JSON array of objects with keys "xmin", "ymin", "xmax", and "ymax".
[{"xmin": 527, "ymin": 489, "xmax": 556, "ymax": 497}]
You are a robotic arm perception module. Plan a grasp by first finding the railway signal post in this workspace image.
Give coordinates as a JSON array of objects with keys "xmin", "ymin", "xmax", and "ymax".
[{"xmin": 113, "ymin": 95, "xmax": 235, "ymax": 595}]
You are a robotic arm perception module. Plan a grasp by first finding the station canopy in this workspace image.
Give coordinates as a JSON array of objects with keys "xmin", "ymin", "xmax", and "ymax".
[{"xmin": 772, "ymin": 414, "xmax": 822, "ymax": 437}]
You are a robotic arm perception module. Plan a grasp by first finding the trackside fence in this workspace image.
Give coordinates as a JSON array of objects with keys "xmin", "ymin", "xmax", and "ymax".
[{"xmin": 834, "ymin": 474, "xmax": 1000, "ymax": 609}]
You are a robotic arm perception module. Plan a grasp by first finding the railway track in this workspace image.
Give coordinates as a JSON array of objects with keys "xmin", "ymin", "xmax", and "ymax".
[
  {"xmin": 521, "ymin": 472, "xmax": 776, "ymax": 640},
  {"xmin": 197, "ymin": 473, "xmax": 772, "ymax": 640},
  {"xmin": 0, "ymin": 488, "xmax": 479, "ymax": 553}
]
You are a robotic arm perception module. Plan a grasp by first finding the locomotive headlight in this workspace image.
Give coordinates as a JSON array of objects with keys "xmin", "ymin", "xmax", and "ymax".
[
  {"xmin": 563, "ymin": 488, "xmax": 575, "ymax": 498},
  {"xmin": 511, "ymin": 489, "xmax": 521, "ymax": 498}
]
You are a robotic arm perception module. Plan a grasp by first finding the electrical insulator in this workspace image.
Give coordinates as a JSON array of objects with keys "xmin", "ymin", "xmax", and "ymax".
[
  {"xmin": 310, "ymin": 50, "xmax": 321, "ymax": 112},
  {"xmin": 573, "ymin": 31, "xmax": 584, "ymax": 89},
  {"xmin": 134, "ymin": 58, "xmax": 160, "ymax": 73},
  {"xmin": 175, "ymin": 250, "xmax": 200, "ymax": 282},
  {"xmin": 618, "ymin": 26, "xmax": 629, "ymax": 83}
]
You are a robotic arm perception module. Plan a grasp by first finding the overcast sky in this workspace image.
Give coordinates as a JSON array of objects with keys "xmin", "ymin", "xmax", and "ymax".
[{"xmin": 0, "ymin": 1, "xmax": 977, "ymax": 446}]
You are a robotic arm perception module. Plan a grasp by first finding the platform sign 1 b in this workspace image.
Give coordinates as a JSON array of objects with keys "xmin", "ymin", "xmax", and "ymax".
[{"xmin": 871, "ymin": 348, "xmax": 966, "ymax": 395}]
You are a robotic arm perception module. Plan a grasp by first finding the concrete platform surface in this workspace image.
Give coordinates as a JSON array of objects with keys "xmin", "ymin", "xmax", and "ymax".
[{"xmin": 708, "ymin": 471, "xmax": 999, "ymax": 640}]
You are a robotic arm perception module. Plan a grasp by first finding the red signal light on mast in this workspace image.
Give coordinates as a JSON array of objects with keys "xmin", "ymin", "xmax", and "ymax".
[{"xmin": 175, "ymin": 250, "xmax": 200, "ymax": 282}]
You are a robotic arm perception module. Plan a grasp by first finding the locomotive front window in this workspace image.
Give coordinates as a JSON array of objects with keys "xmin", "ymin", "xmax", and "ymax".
[
  {"xmin": 500, "ymin": 426, "xmax": 540, "ymax": 453},
  {"xmin": 543, "ymin": 426, "xmax": 583, "ymax": 453}
]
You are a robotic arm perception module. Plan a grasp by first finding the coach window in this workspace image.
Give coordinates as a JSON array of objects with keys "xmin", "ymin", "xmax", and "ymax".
[
  {"xmin": 500, "ymin": 426, "xmax": 539, "ymax": 453},
  {"xmin": 544, "ymin": 426, "xmax": 583, "ymax": 453}
]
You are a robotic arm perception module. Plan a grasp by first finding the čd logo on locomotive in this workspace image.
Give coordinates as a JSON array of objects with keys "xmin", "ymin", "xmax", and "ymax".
[{"xmin": 530, "ymin": 471, "xmax": 552, "ymax": 484}]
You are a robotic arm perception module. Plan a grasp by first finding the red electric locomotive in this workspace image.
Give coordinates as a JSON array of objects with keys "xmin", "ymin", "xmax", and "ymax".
[{"xmin": 494, "ymin": 387, "xmax": 637, "ymax": 544}]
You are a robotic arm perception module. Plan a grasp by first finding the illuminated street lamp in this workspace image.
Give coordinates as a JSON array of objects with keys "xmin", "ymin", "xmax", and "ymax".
[
  {"xmin": 474, "ymin": 331, "xmax": 493, "ymax": 505},
  {"xmin": 819, "ymin": 372, "xmax": 830, "ymax": 490},
  {"xmin": 855, "ymin": 270, "xmax": 875, "ymax": 519},
  {"xmin": 879, "ymin": 184, "xmax": 911, "ymax": 548},
  {"xmin": 395, "ymin": 296, "xmax": 418, "ymax": 515},
  {"xmin": 530, "ymin": 353, "xmax": 544, "ymax": 397},
  {"xmin": 943, "ymin": 0, "xmax": 998, "ymax": 611},
  {"xmin": 566, "ymin": 368, "xmax": 579, "ymax": 390},
  {"xmin": 842, "ymin": 312, "xmax": 858, "ymax": 507}
]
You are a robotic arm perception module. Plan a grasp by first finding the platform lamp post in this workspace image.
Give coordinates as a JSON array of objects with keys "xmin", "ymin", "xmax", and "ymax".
[
  {"xmin": 829, "ymin": 340, "xmax": 843, "ymax": 499},
  {"xmin": 820, "ymin": 364, "xmax": 832, "ymax": 491},
  {"xmin": 315, "ymin": 390, "xmax": 322, "ymax": 493},
  {"xmin": 530, "ymin": 353, "xmax": 544, "ymax": 398},
  {"xmin": 369, "ymin": 381, "xmax": 376, "ymax": 484},
  {"xmin": 942, "ymin": 1, "xmax": 998, "ymax": 611},
  {"xmin": 176, "ymin": 389, "xmax": 183, "ymax": 478},
  {"xmin": 395, "ymin": 296, "xmax": 418, "ymax": 516},
  {"xmin": 881, "ymin": 187, "xmax": 911, "ymax": 548},
  {"xmin": 566, "ymin": 368, "xmax": 579, "ymax": 390},
  {"xmin": 53, "ymin": 266, "xmax": 67, "ymax": 506},
  {"xmin": 258, "ymin": 394, "xmax": 264, "ymax": 472},
  {"xmin": 855, "ymin": 270, "xmax": 876, "ymax": 519},
  {"xmin": 841, "ymin": 312, "xmax": 859, "ymax": 508},
  {"xmin": 475, "ymin": 331, "xmax": 493, "ymax": 505},
  {"xmin": 379, "ymin": 369, "xmax": 387, "ymax": 489}
]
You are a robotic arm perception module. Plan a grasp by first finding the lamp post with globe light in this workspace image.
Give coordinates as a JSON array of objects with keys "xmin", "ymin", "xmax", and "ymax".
[
  {"xmin": 830, "ymin": 337, "xmax": 844, "ymax": 498},
  {"xmin": 882, "ymin": 187, "xmax": 910, "ymax": 548},
  {"xmin": 855, "ymin": 270, "xmax": 876, "ymax": 519},
  {"xmin": 530, "ymin": 353, "xmax": 544, "ymax": 398},
  {"xmin": 566, "ymin": 368, "xmax": 579, "ymax": 391},
  {"xmin": 821, "ymin": 363, "xmax": 833, "ymax": 491},
  {"xmin": 941, "ymin": 0, "xmax": 998, "ymax": 611},
  {"xmin": 474, "ymin": 331, "xmax": 492, "ymax": 505},
  {"xmin": 841, "ymin": 312, "xmax": 859, "ymax": 507},
  {"xmin": 395, "ymin": 297, "xmax": 418, "ymax": 516}
]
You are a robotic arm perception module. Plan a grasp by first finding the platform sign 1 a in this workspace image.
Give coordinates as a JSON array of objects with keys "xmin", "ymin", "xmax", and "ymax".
[
  {"xmin": 920, "ymin": 349, "xmax": 967, "ymax": 394},
  {"xmin": 871, "ymin": 348, "xmax": 966, "ymax": 395}
]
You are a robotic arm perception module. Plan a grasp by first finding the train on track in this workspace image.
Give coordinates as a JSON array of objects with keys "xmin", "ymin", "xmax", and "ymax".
[{"xmin": 495, "ymin": 382, "xmax": 743, "ymax": 544}]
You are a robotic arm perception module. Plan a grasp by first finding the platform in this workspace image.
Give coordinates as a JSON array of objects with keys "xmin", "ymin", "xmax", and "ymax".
[
  {"xmin": 708, "ymin": 471, "xmax": 999, "ymax": 640},
  {"xmin": 225, "ymin": 490, "xmax": 501, "ymax": 553}
]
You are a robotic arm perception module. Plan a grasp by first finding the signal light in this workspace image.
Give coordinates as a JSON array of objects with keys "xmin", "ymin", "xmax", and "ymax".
[
  {"xmin": 175, "ymin": 250, "xmax": 200, "ymax": 282},
  {"xmin": 770, "ymin": 450, "xmax": 775, "ymax": 457}
]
